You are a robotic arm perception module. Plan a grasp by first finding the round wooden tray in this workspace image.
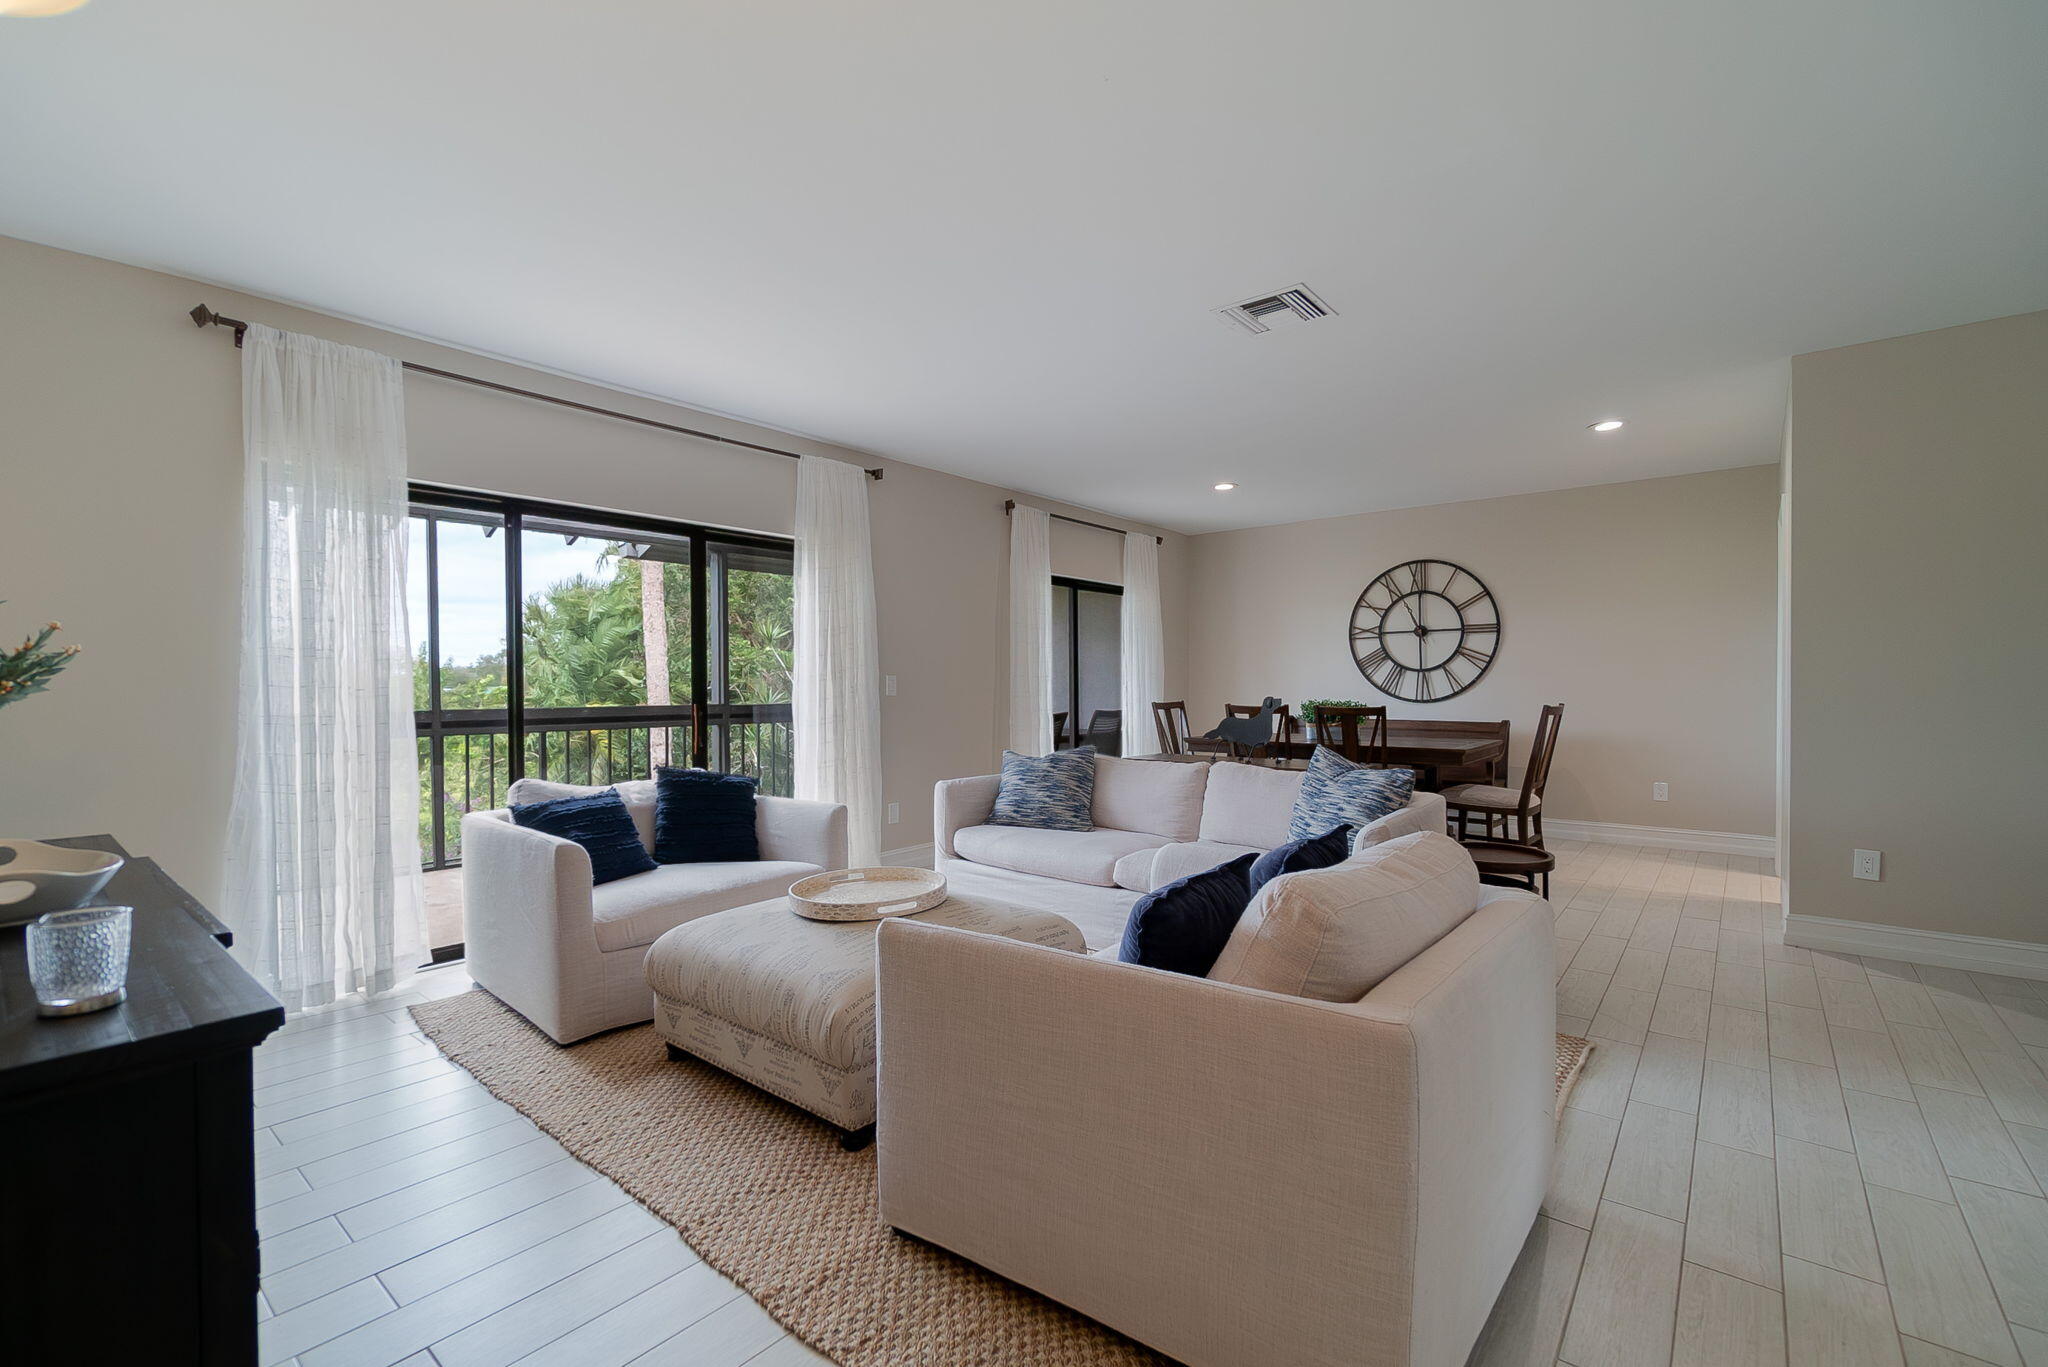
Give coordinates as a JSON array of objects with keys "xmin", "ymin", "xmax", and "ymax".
[{"xmin": 787, "ymin": 867, "xmax": 948, "ymax": 922}]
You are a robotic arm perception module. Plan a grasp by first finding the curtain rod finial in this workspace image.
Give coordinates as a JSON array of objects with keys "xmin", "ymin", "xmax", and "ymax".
[{"xmin": 189, "ymin": 304, "xmax": 215, "ymax": 328}]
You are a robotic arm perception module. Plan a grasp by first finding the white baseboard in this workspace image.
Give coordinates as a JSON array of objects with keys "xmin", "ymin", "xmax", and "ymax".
[
  {"xmin": 1544, "ymin": 819, "xmax": 1777, "ymax": 862},
  {"xmin": 881, "ymin": 842, "xmax": 936, "ymax": 869},
  {"xmin": 1784, "ymin": 914, "xmax": 2048, "ymax": 983}
]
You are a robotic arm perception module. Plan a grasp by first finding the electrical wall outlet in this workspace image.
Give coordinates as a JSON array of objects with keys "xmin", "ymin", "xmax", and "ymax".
[
  {"xmin": 1652, "ymin": 782, "xmax": 1669, "ymax": 802},
  {"xmin": 887, "ymin": 802, "xmax": 901, "ymax": 825},
  {"xmin": 1853, "ymin": 849, "xmax": 1881, "ymax": 881},
  {"xmin": 884, "ymin": 674, "xmax": 897, "ymax": 697}
]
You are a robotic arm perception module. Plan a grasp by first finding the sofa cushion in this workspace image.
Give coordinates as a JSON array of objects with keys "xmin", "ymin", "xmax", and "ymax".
[
  {"xmin": 1287, "ymin": 747, "xmax": 1416, "ymax": 842},
  {"xmin": 1112, "ymin": 847, "xmax": 1158, "ymax": 892},
  {"xmin": 1118, "ymin": 852, "xmax": 1258, "ymax": 977},
  {"xmin": 654, "ymin": 767, "xmax": 760, "ymax": 863},
  {"xmin": 589, "ymin": 860, "xmax": 821, "ymax": 952},
  {"xmin": 1146, "ymin": 840, "xmax": 1266, "ymax": 890},
  {"xmin": 951, "ymin": 823, "xmax": 1168, "ymax": 888},
  {"xmin": 1196, "ymin": 762, "xmax": 1305, "ymax": 849},
  {"xmin": 509, "ymin": 776, "xmax": 657, "ymax": 850},
  {"xmin": 989, "ymin": 748, "xmax": 1096, "ymax": 831},
  {"xmin": 1208, "ymin": 831, "xmax": 1480, "ymax": 1002},
  {"xmin": 1248, "ymin": 824, "xmax": 1354, "ymax": 896},
  {"xmin": 1090, "ymin": 755, "xmax": 1206, "ymax": 841},
  {"xmin": 510, "ymin": 790, "xmax": 658, "ymax": 885}
]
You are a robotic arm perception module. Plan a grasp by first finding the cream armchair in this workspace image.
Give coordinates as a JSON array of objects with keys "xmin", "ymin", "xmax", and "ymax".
[
  {"xmin": 462, "ymin": 795, "xmax": 846, "ymax": 1044},
  {"xmin": 874, "ymin": 885, "xmax": 1555, "ymax": 1367}
]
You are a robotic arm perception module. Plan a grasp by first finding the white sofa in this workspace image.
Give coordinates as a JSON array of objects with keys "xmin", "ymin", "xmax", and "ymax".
[
  {"xmin": 935, "ymin": 756, "xmax": 1447, "ymax": 950},
  {"xmin": 875, "ymin": 844, "xmax": 1556, "ymax": 1367},
  {"xmin": 462, "ymin": 778, "xmax": 847, "ymax": 1043}
]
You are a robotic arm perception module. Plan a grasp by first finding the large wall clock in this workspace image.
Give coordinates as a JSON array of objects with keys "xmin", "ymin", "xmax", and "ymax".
[{"xmin": 1349, "ymin": 559, "xmax": 1500, "ymax": 702}]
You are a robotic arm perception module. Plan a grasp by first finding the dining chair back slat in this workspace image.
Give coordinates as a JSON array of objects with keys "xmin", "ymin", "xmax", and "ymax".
[{"xmin": 1309, "ymin": 704, "xmax": 1388, "ymax": 766}]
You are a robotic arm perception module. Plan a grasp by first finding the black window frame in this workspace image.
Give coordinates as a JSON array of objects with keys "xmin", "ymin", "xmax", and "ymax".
[
  {"xmin": 1051, "ymin": 574, "xmax": 1123, "ymax": 751},
  {"xmin": 409, "ymin": 483, "xmax": 795, "ymax": 870}
]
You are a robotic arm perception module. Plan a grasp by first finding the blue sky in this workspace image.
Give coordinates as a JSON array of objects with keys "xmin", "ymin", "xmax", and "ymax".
[{"xmin": 407, "ymin": 520, "xmax": 617, "ymax": 667}]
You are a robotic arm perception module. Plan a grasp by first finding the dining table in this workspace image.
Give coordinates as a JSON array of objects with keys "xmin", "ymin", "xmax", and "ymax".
[{"xmin": 1141, "ymin": 722, "xmax": 1507, "ymax": 793}]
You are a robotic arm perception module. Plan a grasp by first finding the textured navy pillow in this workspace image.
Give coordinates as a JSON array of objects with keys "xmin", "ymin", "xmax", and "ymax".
[
  {"xmin": 1118, "ymin": 852, "xmax": 1258, "ymax": 977},
  {"xmin": 989, "ymin": 746, "xmax": 1096, "ymax": 831},
  {"xmin": 1288, "ymin": 747, "xmax": 1416, "ymax": 842},
  {"xmin": 510, "ymin": 790, "xmax": 657, "ymax": 885},
  {"xmin": 1249, "ymin": 823, "xmax": 1355, "ymax": 897},
  {"xmin": 654, "ymin": 768, "xmax": 760, "ymax": 863}
]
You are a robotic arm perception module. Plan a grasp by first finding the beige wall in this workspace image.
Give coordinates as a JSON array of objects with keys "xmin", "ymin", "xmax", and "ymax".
[
  {"xmin": 1186, "ymin": 466, "xmax": 1780, "ymax": 835},
  {"xmin": 1785, "ymin": 310, "xmax": 2048, "ymax": 945},
  {"xmin": 0, "ymin": 234, "xmax": 1185, "ymax": 907}
]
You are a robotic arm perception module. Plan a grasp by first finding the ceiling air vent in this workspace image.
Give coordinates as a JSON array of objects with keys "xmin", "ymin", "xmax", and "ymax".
[{"xmin": 1215, "ymin": 283, "xmax": 1335, "ymax": 335}]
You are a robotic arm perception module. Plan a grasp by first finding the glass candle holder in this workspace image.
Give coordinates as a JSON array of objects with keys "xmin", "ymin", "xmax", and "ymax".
[{"xmin": 27, "ymin": 904, "xmax": 132, "ymax": 1017}]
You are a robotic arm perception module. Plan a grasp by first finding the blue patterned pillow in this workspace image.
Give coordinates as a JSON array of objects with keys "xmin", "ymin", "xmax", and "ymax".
[
  {"xmin": 989, "ymin": 747, "xmax": 1096, "ymax": 831},
  {"xmin": 1249, "ymin": 823, "xmax": 1355, "ymax": 896},
  {"xmin": 511, "ymin": 790, "xmax": 657, "ymax": 885},
  {"xmin": 1287, "ymin": 747, "xmax": 1416, "ymax": 842},
  {"xmin": 1119, "ymin": 852, "xmax": 1258, "ymax": 976},
  {"xmin": 653, "ymin": 767, "xmax": 760, "ymax": 864}
]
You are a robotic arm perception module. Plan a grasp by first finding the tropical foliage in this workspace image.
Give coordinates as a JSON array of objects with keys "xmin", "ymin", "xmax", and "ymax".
[{"xmin": 413, "ymin": 543, "xmax": 795, "ymax": 862}]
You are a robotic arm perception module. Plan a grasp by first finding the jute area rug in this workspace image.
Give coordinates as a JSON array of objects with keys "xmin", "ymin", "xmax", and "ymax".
[{"xmin": 412, "ymin": 991, "xmax": 1594, "ymax": 1367}]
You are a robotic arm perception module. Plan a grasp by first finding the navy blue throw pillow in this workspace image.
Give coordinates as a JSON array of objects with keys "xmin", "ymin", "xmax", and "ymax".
[
  {"xmin": 654, "ymin": 767, "xmax": 760, "ymax": 864},
  {"xmin": 1248, "ymin": 824, "xmax": 1355, "ymax": 897},
  {"xmin": 1118, "ymin": 852, "xmax": 1258, "ymax": 977},
  {"xmin": 511, "ymin": 790, "xmax": 657, "ymax": 885}
]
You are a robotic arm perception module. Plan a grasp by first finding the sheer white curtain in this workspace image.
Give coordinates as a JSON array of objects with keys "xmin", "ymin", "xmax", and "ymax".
[
  {"xmin": 793, "ymin": 455, "xmax": 883, "ymax": 866},
  {"xmin": 1119, "ymin": 531, "xmax": 1165, "ymax": 755},
  {"xmin": 223, "ymin": 325, "xmax": 425, "ymax": 1012},
  {"xmin": 1006, "ymin": 504, "xmax": 1054, "ymax": 756}
]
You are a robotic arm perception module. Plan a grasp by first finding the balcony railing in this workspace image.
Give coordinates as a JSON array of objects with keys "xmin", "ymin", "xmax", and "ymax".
[{"xmin": 416, "ymin": 704, "xmax": 793, "ymax": 870}]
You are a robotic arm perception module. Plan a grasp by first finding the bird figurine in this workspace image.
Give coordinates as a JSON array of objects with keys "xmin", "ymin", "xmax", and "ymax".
[{"xmin": 1204, "ymin": 697, "xmax": 1284, "ymax": 753}]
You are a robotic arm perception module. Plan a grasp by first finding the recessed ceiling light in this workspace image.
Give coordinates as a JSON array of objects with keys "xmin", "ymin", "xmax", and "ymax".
[
  {"xmin": 1213, "ymin": 482, "xmax": 1237, "ymax": 492},
  {"xmin": 1590, "ymin": 419, "xmax": 1625, "ymax": 433},
  {"xmin": 0, "ymin": 0, "xmax": 93, "ymax": 15}
]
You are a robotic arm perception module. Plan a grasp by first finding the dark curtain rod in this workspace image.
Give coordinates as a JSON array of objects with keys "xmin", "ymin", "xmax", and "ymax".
[
  {"xmin": 1004, "ymin": 499, "xmax": 1162, "ymax": 545},
  {"xmin": 189, "ymin": 304, "xmax": 883, "ymax": 480}
]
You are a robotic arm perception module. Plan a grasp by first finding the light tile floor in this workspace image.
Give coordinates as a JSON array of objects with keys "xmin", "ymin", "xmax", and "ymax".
[
  {"xmin": 254, "ymin": 842, "xmax": 2048, "ymax": 1366},
  {"xmin": 1470, "ymin": 841, "xmax": 2048, "ymax": 1367}
]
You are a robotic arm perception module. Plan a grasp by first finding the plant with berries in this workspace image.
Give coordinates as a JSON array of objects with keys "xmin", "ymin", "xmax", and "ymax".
[{"xmin": 0, "ymin": 605, "xmax": 81, "ymax": 710}]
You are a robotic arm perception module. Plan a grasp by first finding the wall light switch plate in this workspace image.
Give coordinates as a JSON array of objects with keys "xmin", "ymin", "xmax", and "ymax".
[
  {"xmin": 884, "ymin": 675, "xmax": 897, "ymax": 697},
  {"xmin": 887, "ymin": 802, "xmax": 901, "ymax": 825},
  {"xmin": 1853, "ymin": 849, "xmax": 1881, "ymax": 881},
  {"xmin": 1652, "ymin": 782, "xmax": 1669, "ymax": 802}
]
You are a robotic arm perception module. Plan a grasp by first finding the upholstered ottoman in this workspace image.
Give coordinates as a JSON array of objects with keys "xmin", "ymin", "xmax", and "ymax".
[{"xmin": 644, "ymin": 891, "xmax": 1084, "ymax": 1149}]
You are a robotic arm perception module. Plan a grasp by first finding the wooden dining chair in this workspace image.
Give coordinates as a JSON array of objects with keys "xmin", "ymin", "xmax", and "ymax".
[
  {"xmin": 1051, "ymin": 711, "xmax": 1068, "ymax": 748},
  {"xmin": 1443, "ymin": 704, "xmax": 1563, "ymax": 847},
  {"xmin": 1309, "ymin": 704, "xmax": 1389, "ymax": 766},
  {"xmin": 1083, "ymin": 709, "xmax": 1122, "ymax": 755},
  {"xmin": 1152, "ymin": 700, "xmax": 1191, "ymax": 755}
]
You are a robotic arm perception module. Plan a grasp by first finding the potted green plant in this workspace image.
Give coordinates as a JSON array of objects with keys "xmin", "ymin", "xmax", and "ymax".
[
  {"xmin": 1296, "ymin": 698, "xmax": 1374, "ymax": 739},
  {"xmin": 0, "ymin": 608, "xmax": 81, "ymax": 711}
]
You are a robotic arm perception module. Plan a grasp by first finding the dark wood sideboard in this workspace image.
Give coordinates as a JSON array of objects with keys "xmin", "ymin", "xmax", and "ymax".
[{"xmin": 0, "ymin": 835, "xmax": 283, "ymax": 1365}]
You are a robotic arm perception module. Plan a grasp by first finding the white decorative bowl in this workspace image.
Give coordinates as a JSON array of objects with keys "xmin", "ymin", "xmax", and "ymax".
[
  {"xmin": 788, "ymin": 867, "xmax": 948, "ymax": 922},
  {"xmin": 0, "ymin": 840, "xmax": 125, "ymax": 925}
]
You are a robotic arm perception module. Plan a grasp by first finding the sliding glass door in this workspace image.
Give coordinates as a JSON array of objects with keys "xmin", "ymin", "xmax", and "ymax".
[
  {"xmin": 408, "ymin": 487, "xmax": 795, "ymax": 956},
  {"xmin": 1050, "ymin": 576, "xmax": 1123, "ymax": 754}
]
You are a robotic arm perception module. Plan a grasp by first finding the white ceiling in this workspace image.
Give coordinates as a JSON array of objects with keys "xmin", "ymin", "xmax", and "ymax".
[{"xmin": 4, "ymin": 2, "xmax": 2045, "ymax": 533}]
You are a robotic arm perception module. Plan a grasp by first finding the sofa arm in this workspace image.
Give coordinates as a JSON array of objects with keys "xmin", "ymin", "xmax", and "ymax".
[
  {"xmin": 460, "ymin": 811, "xmax": 599, "ymax": 1043},
  {"xmin": 875, "ymin": 889, "xmax": 1555, "ymax": 1367},
  {"xmin": 932, "ymin": 774, "xmax": 1000, "ymax": 860},
  {"xmin": 1356, "ymin": 790, "xmax": 1448, "ymax": 848},
  {"xmin": 755, "ymin": 795, "xmax": 847, "ymax": 869}
]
